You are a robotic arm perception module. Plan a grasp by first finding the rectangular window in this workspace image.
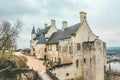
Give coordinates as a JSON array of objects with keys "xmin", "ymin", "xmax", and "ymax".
[
  {"xmin": 50, "ymin": 45, "xmax": 52, "ymax": 51},
  {"xmin": 69, "ymin": 46, "xmax": 72, "ymax": 53},
  {"xmin": 33, "ymin": 48, "xmax": 35, "ymax": 51},
  {"xmin": 84, "ymin": 58, "xmax": 86, "ymax": 63},
  {"xmin": 47, "ymin": 45, "xmax": 49, "ymax": 51},
  {"xmin": 77, "ymin": 43, "xmax": 81, "ymax": 51},
  {"xmin": 45, "ymin": 48, "xmax": 46, "ymax": 52},
  {"xmin": 76, "ymin": 60, "xmax": 79, "ymax": 68},
  {"xmin": 59, "ymin": 46, "xmax": 61, "ymax": 52},
  {"xmin": 56, "ymin": 45, "xmax": 58, "ymax": 51}
]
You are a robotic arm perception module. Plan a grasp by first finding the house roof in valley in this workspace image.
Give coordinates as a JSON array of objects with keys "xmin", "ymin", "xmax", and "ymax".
[{"xmin": 47, "ymin": 23, "xmax": 81, "ymax": 44}]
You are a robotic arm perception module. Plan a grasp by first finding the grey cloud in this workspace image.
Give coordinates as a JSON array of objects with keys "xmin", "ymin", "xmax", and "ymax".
[
  {"xmin": 42, "ymin": 0, "xmax": 88, "ymax": 17},
  {"xmin": 0, "ymin": 0, "xmax": 41, "ymax": 17}
]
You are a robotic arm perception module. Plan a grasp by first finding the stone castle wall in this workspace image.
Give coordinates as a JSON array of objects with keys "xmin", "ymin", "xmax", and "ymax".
[{"xmin": 105, "ymin": 71, "xmax": 120, "ymax": 80}]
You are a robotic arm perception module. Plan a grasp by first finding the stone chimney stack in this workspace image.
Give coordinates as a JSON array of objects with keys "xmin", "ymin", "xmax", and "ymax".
[
  {"xmin": 80, "ymin": 12, "xmax": 87, "ymax": 23},
  {"xmin": 44, "ymin": 23, "xmax": 48, "ymax": 28},
  {"xmin": 62, "ymin": 21, "xmax": 67, "ymax": 31},
  {"xmin": 51, "ymin": 19, "xmax": 56, "ymax": 27}
]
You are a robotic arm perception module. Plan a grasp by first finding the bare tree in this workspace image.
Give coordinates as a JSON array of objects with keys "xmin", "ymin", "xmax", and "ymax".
[{"xmin": 0, "ymin": 20, "xmax": 23, "ymax": 54}]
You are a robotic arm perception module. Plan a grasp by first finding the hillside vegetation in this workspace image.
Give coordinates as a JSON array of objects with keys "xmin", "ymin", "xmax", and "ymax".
[{"xmin": 0, "ymin": 52, "xmax": 37, "ymax": 80}]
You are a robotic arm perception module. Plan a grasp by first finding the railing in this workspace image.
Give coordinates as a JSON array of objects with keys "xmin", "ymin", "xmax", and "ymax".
[{"xmin": 46, "ymin": 69, "xmax": 59, "ymax": 80}]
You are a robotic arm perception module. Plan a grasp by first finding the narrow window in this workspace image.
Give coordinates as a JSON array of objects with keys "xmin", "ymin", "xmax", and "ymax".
[
  {"xmin": 52, "ymin": 57, "xmax": 53, "ymax": 61},
  {"xmin": 58, "ymin": 57, "xmax": 61, "ymax": 64},
  {"xmin": 56, "ymin": 44, "xmax": 58, "ymax": 51},
  {"xmin": 45, "ymin": 48, "xmax": 46, "ymax": 52},
  {"xmin": 47, "ymin": 45, "xmax": 49, "ymax": 51},
  {"xmin": 76, "ymin": 60, "xmax": 79, "ymax": 68},
  {"xmin": 77, "ymin": 43, "xmax": 81, "ymax": 51},
  {"xmin": 59, "ymin": 46, "xmax": 61, "ymax": 52},
  {"xmin": 104, "ymin": 66, "xmax": 106, "ymax": 72},
  {"xmin": 66, "ymin": 73, "xmax": 69, "ymax": 76},
  {"xmin": 90, "ymin": 58, "xmax": 92, "ymax": 63},
  {"xmin": 69, "ymin": 46, "xmax": 71, "ymax": 53},
  {"xmin": 54, "ymin": 73, "xmax": 56, "ymax": 76},
  {"xmin": 50, "ymin": 45, "xmax": 52, "ymax": 51},
  {"xmin": 55, "ymin": 57, "xmax": 56, "ymax": 62},
  {"xmin": 33, "ymin": 48, "xmax": 35, "ymax": 51},
  {"xmin": 84, "ymin": 58, "xmax": 86, "ymax": 63}
]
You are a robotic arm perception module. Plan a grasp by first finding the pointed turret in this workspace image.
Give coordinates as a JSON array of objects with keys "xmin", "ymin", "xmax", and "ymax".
[
  {"xmin": 31, "ymin": 26, "xmax": 36, "ymax": 39},
  {"xmin": 37, "ymin": 33, "xmax": 46, "ymax": 44},
  {"xmin": 31, "ymin": 26, "xmax": 35, "ymax": 34}
]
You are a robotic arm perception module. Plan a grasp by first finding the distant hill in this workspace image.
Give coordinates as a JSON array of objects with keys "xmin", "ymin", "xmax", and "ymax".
[
  {"xmin": 107, "ymin": 47, "xmax": 120, "ymax": 56},
  {"xmin": 107, "ymin": 47, "xmax": 120, "ymax": 52},
  {"xmin": 107, "ymin": 47, "xmax": 120, "ymax": 50}
]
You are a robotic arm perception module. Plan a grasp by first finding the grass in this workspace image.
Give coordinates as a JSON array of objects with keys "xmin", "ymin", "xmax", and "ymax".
[
  {"xmin": 0, "ymin": 52, "xmax": 28, "ymax": 69},
  {"xmin": 0, "ymin": 52, "xmax": 36, "ymax": 80}
]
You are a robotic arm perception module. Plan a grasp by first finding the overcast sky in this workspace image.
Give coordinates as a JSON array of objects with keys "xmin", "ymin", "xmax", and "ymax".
[{"xmin": 0, "ymin": 0, "xmax": 120, "ymax": 49}]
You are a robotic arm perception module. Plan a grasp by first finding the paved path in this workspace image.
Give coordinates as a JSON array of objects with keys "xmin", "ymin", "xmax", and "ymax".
[
  {"xmin": 14, "ymin": 52, "xmax": 46, "ymax": 72},
  {"xmin": 14, "ymin": 52, "xmax": 51, "ymax": 80}
]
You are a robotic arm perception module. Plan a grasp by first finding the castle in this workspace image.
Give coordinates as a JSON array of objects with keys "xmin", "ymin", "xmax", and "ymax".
[{"xmin": 30, "ymin": 12, "xmax": 106, "ymax": 80}]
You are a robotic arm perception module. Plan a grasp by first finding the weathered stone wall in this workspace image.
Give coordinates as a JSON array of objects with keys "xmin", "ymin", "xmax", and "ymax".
[
  {"xmin": 46, "ymin": 55, "xmax": 84, "ymax": 80},
  {"xmin": 45, "ymin": 19, "xmax": 57, "ymax": 39},
  {"xmin": 47, "ymin": 44, "xmax": 59, "ymax": 62},
  {"xmin": 106, "ymin": 72, "xmax": 120, "ymax": 80},
  {"xmin": 82, "ymin": 39, "xmax": 106, "ymax": 80},
  {"xmin": 30, "ymin": 39, "xmax": 38, "ymax": 56},
  {"xmin": 35, "ymin": 44, "xmax": 46, "ymax": 59}
]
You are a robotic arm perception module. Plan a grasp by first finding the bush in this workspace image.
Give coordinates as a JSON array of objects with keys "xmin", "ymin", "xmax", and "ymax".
[
  {"xmin": 0, "ymin": 53, "xmax": 28, "ymax": 69},
  {"xmin": 0, "ymin": 53, "xmax": 32, "ymax": 80},
  {"xmin": 0, "ymin": 56, "xmax": 16, "ymax": 70},
  {"xmin": 0, "ymin": 68, "xmax": 37, "ymax": 80}
]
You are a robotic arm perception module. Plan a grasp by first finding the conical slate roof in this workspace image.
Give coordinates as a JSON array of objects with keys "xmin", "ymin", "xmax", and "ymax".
[
  {"xmin": 37, "ymin": 33, "xmax": 46, "ymax": 44},
  {"xmin": 31, "ymin": 26, "xmax": 35, "ymax": 34}
]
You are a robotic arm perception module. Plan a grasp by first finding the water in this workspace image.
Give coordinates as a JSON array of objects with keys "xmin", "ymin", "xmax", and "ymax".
[{"xmin": 107, "ymin": 62, "xmax": 120, "ymax": 72}]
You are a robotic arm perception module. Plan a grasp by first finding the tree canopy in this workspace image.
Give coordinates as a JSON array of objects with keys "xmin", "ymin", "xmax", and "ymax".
[{"xmin": 0, "ymin": 20, "xmax": 23, "ymax": 51}]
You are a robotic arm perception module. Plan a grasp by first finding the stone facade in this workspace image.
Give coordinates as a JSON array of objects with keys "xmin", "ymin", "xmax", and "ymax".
[{"xmin": 30, "ymin": 12, "xmax": 106, "ymax": 80}]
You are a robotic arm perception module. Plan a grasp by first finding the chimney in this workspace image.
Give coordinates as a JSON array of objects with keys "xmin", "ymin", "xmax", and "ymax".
[
  {"xmin": 80, "ymin": 12, "xmax": 87, "ymax": 23},
  {"xmin": 44, "ymin": 23, "xmax": 48, "ymax": 28},
  {"xmin": 51, "ymin": 19, "xmax": 56, "ymax": 27},
  {"xmin": 62, "ymin": 21, "xmax": 67, "ymax": 31}
]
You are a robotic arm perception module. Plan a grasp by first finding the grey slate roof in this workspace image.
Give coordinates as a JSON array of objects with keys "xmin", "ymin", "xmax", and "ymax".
[
  {"xmin": 37, "ymin": 33, "xmax": 46, "ymax": 44},
  {"xmin": 41, "ymin": 26, "xmax": 51, "ymax": 34},
  {"xmin": 47, "ymin": 23, "xmax": 81, "ymax": 44},
  {"xmin": 34, "ymin": 26, "xmax": 51, "ymax": 40},
  {"xmin": 31, "ymin": 27, "xmax": 35, "ymax": 34}
]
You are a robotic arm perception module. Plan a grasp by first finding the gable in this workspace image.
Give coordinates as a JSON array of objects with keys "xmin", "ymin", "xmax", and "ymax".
[
  {"xmin": 47, "ymin": 23, "xmax": 81, "ymax": 44},
  {"xmin": 45, "ymin": 25, "xmax": 57, "ymax": 39},
  {"xmin": 74, "ymin": 21, "xmax": 98, "ymax": 43}
]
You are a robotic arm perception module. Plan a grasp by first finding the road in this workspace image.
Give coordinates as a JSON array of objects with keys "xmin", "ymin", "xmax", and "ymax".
[
  {"xmin": 14, "ymin": 52, "xmax": 51, "ymax": 80},
  {"xmin": 14, "ymin": 52, "xmax": 46, "ymax": 72}
]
